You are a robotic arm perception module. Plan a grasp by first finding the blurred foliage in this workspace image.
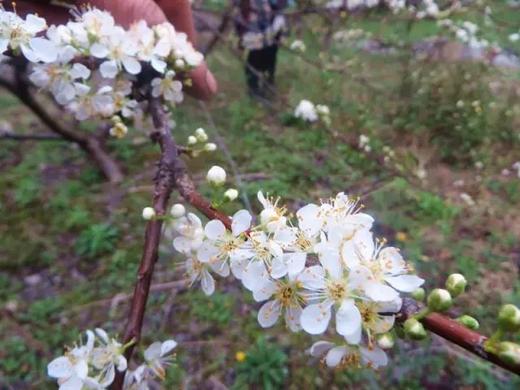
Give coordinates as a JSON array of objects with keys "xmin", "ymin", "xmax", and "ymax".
[{"xmin": 0, "ymin": 1, "xmax": 519, "ymax": 388}]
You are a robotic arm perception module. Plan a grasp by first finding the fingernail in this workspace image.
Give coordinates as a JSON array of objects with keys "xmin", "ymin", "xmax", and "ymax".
[{"xmin": 205, "ymin": 70, "xmax": 218, "ymax": 96}]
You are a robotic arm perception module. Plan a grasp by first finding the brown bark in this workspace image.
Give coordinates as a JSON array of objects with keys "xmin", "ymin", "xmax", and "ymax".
[
  {"xmin": 0, "ymin": 62, "xmax": 124, "ymax": 183},
  {"xmin": 399, "ymin": 298, "xmax": 520, "ymax": 375}
]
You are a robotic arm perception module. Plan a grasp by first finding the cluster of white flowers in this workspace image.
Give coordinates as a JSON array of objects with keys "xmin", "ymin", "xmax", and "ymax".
[
  {"xmin": 294, "ymin": 100, "xmax": 330, "ymax": 124},
  {"xmin": 439, "ymin": 20, "xmax": 490, "ymax": 49},
  {"xmin": 187, "ymin": 128, "xmax": 218, "ymax": 155},
  {"xmin": 289, "ymin": 40, "xmax": 306, "ymax": 52},
  {"xmin": 0, "ymin": 7, "xmax": 203, "ymax": 136},
  {"xmin": 171, "ymin": 191, "xmax": 424, "ymax": 368},
  {"xmin": 510, "ymin": 32, "xmax": 520, "ymax": 42},
  {"xmin": 413, "ymin": 0, "xmax": 440, "ymax": 19},
  {"xmin": 333, "ymin": 28, "xmax": 370, "ymax": 43},
  {"xmin": 47, "ymin": 328, "xmax": 177, "ymax": 389},
  {"xmin": 358, "ymin": 134, "xmax": 371, "ymax": 153}
]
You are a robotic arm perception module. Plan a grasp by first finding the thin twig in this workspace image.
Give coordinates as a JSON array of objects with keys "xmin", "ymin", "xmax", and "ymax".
[
  {"xmin": 0, "ymin": 60, "xmax": 124, "ymax": 183},
  {"xmin": 199, "ymin": 101, "xmax": 254, "ymax": 215},
  {"xmin": 0, "ymin": 132, "xmax": 63, "ymax": 141}
]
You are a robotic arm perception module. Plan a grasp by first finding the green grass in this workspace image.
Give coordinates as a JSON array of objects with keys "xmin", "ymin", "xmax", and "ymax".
[{"xmin": 1, "ymin": 2, "xmax": 520, "ymax": 388}]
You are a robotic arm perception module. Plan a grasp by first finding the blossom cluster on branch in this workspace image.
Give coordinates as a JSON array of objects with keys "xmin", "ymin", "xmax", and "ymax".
[
  {"xmin": 47, "ymin": 328, "xmax": 176, "ymax": 389},
  {"xmin": 0, "ymin": 6, "xmax": 203, "ymax": 135},
  {"xmin": 170, "ymin": 191, "xmax": 424, "ymax": 368}
]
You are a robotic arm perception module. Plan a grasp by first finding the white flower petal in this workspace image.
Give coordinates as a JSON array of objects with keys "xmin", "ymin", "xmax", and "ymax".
[
  {"xmin": 296, "ymin": 203, "xmax": 321, "ymax": 236},
  {"xmin": 204, "ymin": 220, "xmax": 226, "ymax": 241},
  {"xmin": 230, "ymin": 257, "xmax": 247, "ymax": 279},
  {"xmin": 160, "ymin": 340, "xmax": 177, "ymax": 356},
  {"xmin": 285, "ymin": 252, "xmax": 306, "ymax": 277},
  {"xmin": 360, "ymin": 346, "xmax": 388, "ymax": 368},
  {"xmin": 59, "ymin": 374, "xmax": 84, "ymax": 390},
  {"xmin": 99, "ymin": 60, "xmax": 118, "ymax": 78},
  {"xmin": 95, "ymin": 328, "xmax": 109, "ymax": 343},
  {"xmin": 29, "ymin": 37, "xmax": 57, "ymax": 63},
  {"xmin": 231, "ymin": 209, "xmax": 252, "ymax": 236},
  {"xmin": 242, "ymin": 261, "xmax": 269, "ymax": 291},
  {"xmin": 298, "ymin": 265, "xmax": 326, "ymax": 291},
  {"xmin": 123, "ymin": 56, "xmax": 142, "ymax": 75},
  {"xmin": 258, "ymin": 300, "xmax": 282, "ymax": 328},
  {"xmin": 385, "ymin": 275, "xmax": 424, "ymax": 292},
  {"xmin": 364, "ymin": 281, "xmax": 400, "ymax": 302},
  {"xmin": 353, "ymin": 229, "xmax": 374, "ymax": 260},
  {"xmin": 252, "ymin": 279, "xmax": 277, "ymax": 302},
  {"xmin": 325, "ymin": 346, "xmax": 347, "ymax": 367},
  {"xmin": 209, "ymin": 258, "xmax": 230, "ymax": 277},
  {"xmin": 300, "ymin": 301, "xmax": 332, "ymax": 335},
  {"xmin": 336, "ymin": 299, "xmax": 362, "ymax": 339},
  {"xmin": 144, "ymin": 342, "xmax": 162, "ymax": 362},
  {"xmin": 90, "ymin": 43, "xmax": 109, "ymax": 58},
  {"xmin": 319, "ymin": 250, "xmax": 342, "ymax": 280},
  {"xmin": 47, "ymin": 356, "xmax": 73, "ymax": 378},
  {"xmin": 270, "ymin": 256, "xmax": 288, "ymax": 279},
  {"xmin": 196, "ymin": 242, "xmax": 219, "ymax": 262},
  {"xmin": 285, "ymin": 305, "xmax": 302, "ymax": 332},
  {"xmin": 309, "ymin": 340, "xmax": 334, "ymax": 357},
  {"xmin": 201, "ymin": 269, "xmax": 215, "ymax": 295}
]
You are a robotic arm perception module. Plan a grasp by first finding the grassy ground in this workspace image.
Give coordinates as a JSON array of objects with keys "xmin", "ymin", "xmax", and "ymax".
[{"xmin": 1, "ymin": 6, "xmax": 520, "ymax": 389}]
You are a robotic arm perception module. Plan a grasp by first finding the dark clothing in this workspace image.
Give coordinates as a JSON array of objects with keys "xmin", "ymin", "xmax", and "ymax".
[
  {"xmin": 234, "ymin": 0, "xmax": 287, "ymax": 98},
  {"xmin": 246, "ymin": 44, "xmax": 278, "ymax": 96},
  {"xmin": 233, "ymin": 0, "xmax": 287, "ymax": 50}
]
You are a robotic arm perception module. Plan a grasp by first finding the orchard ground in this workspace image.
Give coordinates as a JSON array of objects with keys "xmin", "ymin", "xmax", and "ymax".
[{"xmin": 1, "ymin": 4, "xmax": 520, "ymax": 389}]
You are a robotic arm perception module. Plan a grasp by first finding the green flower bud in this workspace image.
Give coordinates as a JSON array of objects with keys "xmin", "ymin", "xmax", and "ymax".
[
  {"xmin": 377, "ymin": 333, "xmax": 395, "ymax": 349},
  {"xmin": 404, "ymin": 318, "xmax": 427, "ymax": 340},
  {"xmin": 456, "ymin": 315, "xmax": 479, "ymax": 330},
  {"xmin": 445, "ymin": 273, "xmax": 467, "ymax": 297},
  {"xmin": 411, "ymin": 287, "xmax": 426, "ymax": 301},
  {"xmin": 427, "ymin": 289, "xmax": 453, "ymax": 312},
  {"xmin": 498, "ymin": 342, "xmax": 520, "ymax": 366},
  {"xmin": 497, "ymin": 304, "xmax": 520, "ymax": 332}
]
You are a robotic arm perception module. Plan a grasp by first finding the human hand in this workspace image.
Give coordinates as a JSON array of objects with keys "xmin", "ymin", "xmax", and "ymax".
[{"xmin": 9, "ymin": 0, "xmax": 218, "ymax": 100}]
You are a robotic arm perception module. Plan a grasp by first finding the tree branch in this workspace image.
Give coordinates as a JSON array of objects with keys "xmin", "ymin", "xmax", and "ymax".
[
  {"xmin": 0, "ymin": 61, "xmax": 124, "ymax": 183},
  {"xmin": 112, "ymin": 99, "xmax": 230, "ymax": 389},
  {"xmin": 399, "ymin": 298, "xmax": 520, "ymax": 375}
]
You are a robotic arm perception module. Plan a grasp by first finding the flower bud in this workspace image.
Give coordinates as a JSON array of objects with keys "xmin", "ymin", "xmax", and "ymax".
[
  {"xmin": 411, "ymin": 288, "xmax": 425, "ymax": 301},
  {"xmin": 377, "ymin": 333, "xmax": 395, "ymax": 349},
  {"xmin": 404, "ymin": 318, "xmax": 427, "ymax": 340},
  {"xmin": 204, "ymin": 143, "xmax": 217, "ymax": 152},
  {"xmin": 195, "ymin": 128, "xmax": 208, "ymax": 142},
  {"xmin": 142, "ymin": 207, "xmax": 156, "ymax": 220},
  {"xmin": 497, "ymin": 304, "xmax": 520, "ymax": 332},
  {"xmin": 170, "ymin": 203, "xmax": 186, "ymax": 218},
  {"xmin": 498, "ymin": 342, "xmax": 520, "ymax": 366},
  {"xmin": 206, "ymin": 166, "xmax": 226, "ymax": 186},
  {"xmin": 445, "ymin": 273, "xmax": 467, "ymax": 297},
  {"xmin": 109, "ymin": 122, "xmax": 128, "ymax": 139},
  {"xmin": 187, "ymin": 135, "xmax": 197, "ymax": 145},
  {"xmin": 456, "ymin": 315, "xmax": 479, "ymax": 330},
  {"xmin": 224, "ymin": 188, "xmax": 239, "ymax": 201},
  {"xmin": 427, "ymin": 289, "xmax": 453, "ymax": 312},
  {"xmin": 175, "ymin": 58, "xmax": 185, "ymax": 69}
]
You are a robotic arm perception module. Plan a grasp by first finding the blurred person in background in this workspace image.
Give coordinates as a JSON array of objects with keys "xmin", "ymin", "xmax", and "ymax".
[{"xmin": 233, "ymin": 0, "xmax": 287, "ymax": 100}]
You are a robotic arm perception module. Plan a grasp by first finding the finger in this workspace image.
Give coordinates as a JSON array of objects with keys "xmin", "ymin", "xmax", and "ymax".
[
  {"xmin": 186, "ymin": 61, "xmax": 218, "ymax": 101},
  {"xmin": 154, "ymin": 0, "xmax": 197, "ymax": 44}
]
